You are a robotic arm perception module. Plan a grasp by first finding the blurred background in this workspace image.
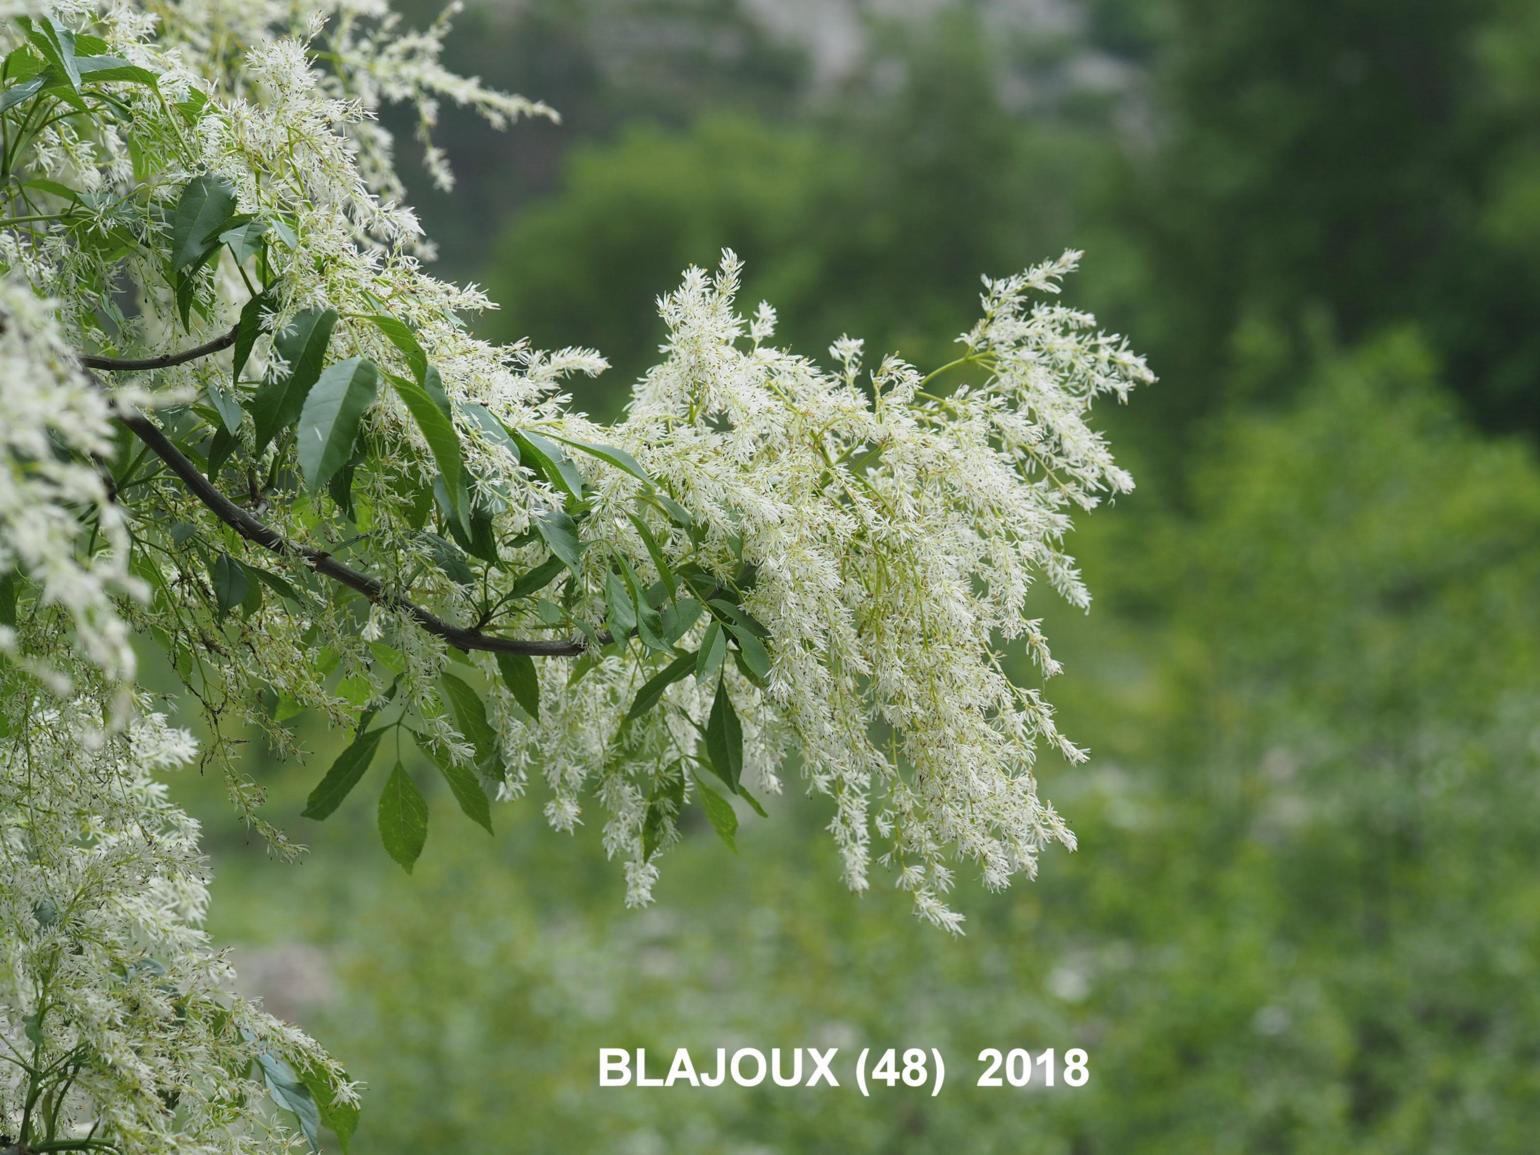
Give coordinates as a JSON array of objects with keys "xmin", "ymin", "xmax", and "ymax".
[{"xmin": 172, "ymin": 0, "xmax": 1540, "ymax": 1149}]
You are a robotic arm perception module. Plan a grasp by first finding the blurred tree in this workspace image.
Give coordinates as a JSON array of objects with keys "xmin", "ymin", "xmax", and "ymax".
[
  {"xmin": 1123, "ymin": 0, "xmax": 1540, "ymax": 442},
  {"xmin": 1039, "ymin": 332, "xmax": 1540, "ymax": 1151},
  {"xmin": 384, "ymin": 0, "xmax": 807, "ymax": 282}
]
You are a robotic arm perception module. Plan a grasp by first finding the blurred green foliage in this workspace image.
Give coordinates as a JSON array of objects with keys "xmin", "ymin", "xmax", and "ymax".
[{"xmin": 178, "ymin": 0, "xmax": 1540, "ymax": 1149}]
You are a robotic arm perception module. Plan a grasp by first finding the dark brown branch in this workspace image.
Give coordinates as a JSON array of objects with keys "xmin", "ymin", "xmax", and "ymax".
[
  {"xmin": 81, "ymin": 326, "xmax": 240, "ymax": 372},
  {"xmin": 90, "ymin": 361, "xmax": 593, "ymax": 657}
]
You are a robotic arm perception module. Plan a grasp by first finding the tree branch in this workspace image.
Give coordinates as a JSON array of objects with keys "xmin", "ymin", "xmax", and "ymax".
[
  {"xmin": 88, "ymin": 350, "xmax": 593, "ymax": 657},
  {"xmin": 80, "ymin": 326, "xmax": 241, "ymax": 371}
]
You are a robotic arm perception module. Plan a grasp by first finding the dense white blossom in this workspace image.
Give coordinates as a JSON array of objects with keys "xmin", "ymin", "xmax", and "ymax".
[
  {"xmin": 0, "ymin": 281, "xmax": 140, "ymax": 685},
  {"xmin": 0, "ymin": 701, "xmax": 352, "ymax": 1151}
]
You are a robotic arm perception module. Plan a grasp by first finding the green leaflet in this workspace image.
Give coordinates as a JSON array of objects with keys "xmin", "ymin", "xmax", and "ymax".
[
  {"xmin": 249, "ymin": 566, "xmax": 304, "ymax": 606},
  {"xmin": 256, "ymin": 1050, "xmax": 322, "ymax": 1153},
  {"xmin": 495, "ymin": 652, "xmax": 541, "ymax": 721},
  {"xmin": 728, "ymin": 623, "xmax": 772, "ymax": 685},
  {"xmin": 210, "ymin": 551, "xmax": 248, "ymax": 614},
  {"xmin": 412, "ymin": 730, "xmax": 492, "ymax": 835},
  {"xmin": 628, "ymin": 512, "xmax": 676, "ymax": 598},
  {"xmin": 461, "ymin": 401, "xmax": 522, "ymax": 461},
  {"xmin": 298, "ymin": 357, "xmax": 379, "ymax": 493},
  {"xmin": 72, "ymin": 54, "xmax": 158, "ymax": 87},
  {"xmin": 231, "ymin": 289, "xmax": 271, "ymax": 385},
  {"xmin": 661, "ymin": 597, "xmax": 703, "ymax": 645},
  {"xmin": 389, "ymin": 373, "xmax": 467, "ymax": 531},
  {"xmin": 696, "ymin": 620, "xmax": 727, "ymax": 682},
  {"xmin": 171, "ymin": 173, "xmax": 237, "ymax": 272},
  {"xmin": 436, "ymin": 479, "xmax": 499, "ymax": 563},
  {"xmin": 0, "ymin": 76, "xmax": 44, "ymax": 114},
  {"xmin": 296, "ymin": 1055, "xmax": 358, "ymax": 1154},
  {"xmin": 508, "ymin": 556, "xmax": 565, "ymax": 599},
  {"xmin": 419, "ymin": 531, "xmax": 474, "ymax": 587},
  {"xmin": 378, "ymin": 762, "xmax": 429, "ymax": 873},
  {"xmin": 615, "ymin": 553, "xmax": 669, "ymax": 653},
  {"xmin": 249, "ymin": 308, "xmax": 339, "ymax": 452},
  {"xmin": 218, "ymin": 218, "xmax": 267, "ymax": 265},
  {"xmin": 626, "ymin": 651, "xmax": 696, "ymax": 723},
  {"xmin": 535, "ymin": 507, "xmax": 584, "ymax": 570},
  {"xmin": 738, "ymin": 786, "xmax": 769, "ymax": 818},
  {"xmin": 422, "ymin": 364, "xmax": 453, "ymax": 417},
  {"xmin": 704, "ymin": 674, "xmax": 743, "ymax": 792},
  {"xmin": 695, "ymin": 774, "xmax": 739, "ymax": 852},
  {"xmin": 174, "ymin": 245, "xmax": 218, "ymax": 328},
  {"xmin": 605, "ymin": 570, "xmax": 637, "ymax": 638},
  {"xmin": 302, "ymin": 728, "xmax": 386, "ymax": 820},
  {"xmin": 512, "ymin": 428, "xmax": 585, "ymax": 501},
  {"xmin": 544, "ymin": 432, "xmax": 652, "ymax": 487},
  {"xmin": 363, "ymin": 314, "xmax": 428, "ymax": 383},
  {"xmin": 205, "ymin": 380, "xmax": 244, "ymax": 436},
  {"xmin": 440, "ymin": 671, "xmax": 498, "ymax": 772},
  {"xmin": 18, "ymin": 16, "xmax": 80, "ymax": 91}
]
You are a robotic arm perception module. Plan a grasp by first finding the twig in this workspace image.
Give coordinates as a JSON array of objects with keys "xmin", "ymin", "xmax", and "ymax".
[
  {"xmin": 85, "ymin": 338, "xmax": 596, "ymax": 658},
  {"xmin": 80, "ymin": 326, "xmax": 240, "ymax": 372}
]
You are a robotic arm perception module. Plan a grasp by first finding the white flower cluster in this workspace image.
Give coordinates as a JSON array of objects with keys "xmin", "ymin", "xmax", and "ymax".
[
  {"xmin": 0, "ymin": 280, "xmax": 141, "ymax": 685},
  {"xmin": 0, "ymin": 701, "xmax": 352, "ymax": 1152},
  {"xmin": 600, "ymin": 251, "xmax": 1153, "ymax": 924}
]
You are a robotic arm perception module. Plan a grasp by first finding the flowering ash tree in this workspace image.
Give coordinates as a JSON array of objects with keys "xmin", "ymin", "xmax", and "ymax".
[{"xmin": 0, "ymin": 0, "xmax": 1152, "ymax": 1149}]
